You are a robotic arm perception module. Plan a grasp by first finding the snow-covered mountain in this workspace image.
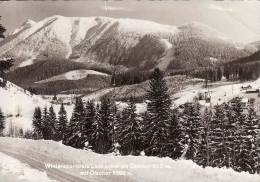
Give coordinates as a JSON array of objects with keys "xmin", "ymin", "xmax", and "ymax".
[
  {"xmin": 1, "ymin": 15, "xmax": 255, "ymax": 94},
  {"xmin": 0, "ymin": 15, "xmax": 252, "ymax": 71}
]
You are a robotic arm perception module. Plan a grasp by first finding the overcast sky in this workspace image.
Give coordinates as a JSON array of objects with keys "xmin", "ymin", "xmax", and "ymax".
[{"xmin": 0, "ymin": 0, "xmax": 259, "ymax": 43}]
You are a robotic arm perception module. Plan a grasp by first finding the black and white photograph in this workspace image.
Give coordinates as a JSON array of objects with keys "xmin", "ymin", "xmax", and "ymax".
[{"xmin": 0, "ymin": 0, "xmax": 260, "ymax": 181}]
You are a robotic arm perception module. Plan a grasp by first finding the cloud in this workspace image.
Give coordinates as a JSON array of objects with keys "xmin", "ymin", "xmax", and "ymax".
[
  {"xmin": 101, "ymin": 5, "xmax": 131, "ymax": 12},
  {"xmin": 209, "ymin": 4, "xmax": 233, "ymax": 12}
]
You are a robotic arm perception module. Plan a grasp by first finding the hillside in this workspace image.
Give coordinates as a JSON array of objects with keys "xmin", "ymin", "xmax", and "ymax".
[
  {"xmin": 0, "ymin": 81, "xmax": 73, "ymax": 131},
  {"xmin": 223, "ymin": 50, "xmax": 260, "ymax": 81},
  {"xmin": 82, "ymin": 75, "xmax": 203, "ymax": 103},
  {"xmin": 228, "ymin": 50, "xmax": 260, "ymax": 64},
  {"xmin": 6, "ymin": 59, "xmax": 111, "ymax": 94},
  {"xmin": 247, "ymin": 40, "xmax": 260, "ymax": 51}
]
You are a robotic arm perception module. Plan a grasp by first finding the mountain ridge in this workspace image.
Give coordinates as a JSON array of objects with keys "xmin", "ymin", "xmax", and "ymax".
[
  {"xmin": 0, "ymin": 15, "xmax": 252, "ymax": 69},
  {"xmin": 1, "ymin": 15, "xmax": 256, "ymax": 94}
]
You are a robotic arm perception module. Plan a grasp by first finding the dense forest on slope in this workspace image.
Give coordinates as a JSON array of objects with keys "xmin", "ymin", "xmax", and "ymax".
[{"xmin": 223, "ymin": 50, "xmax": 260, "ymax": 81}]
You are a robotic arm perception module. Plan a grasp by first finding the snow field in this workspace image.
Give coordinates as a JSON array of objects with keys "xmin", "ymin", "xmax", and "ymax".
[
  {"xmin": 36, "ymin": 69, "xmax": 109, "ymax": 84},
  {"xmin": 18, "ymin": 58, "xmax": 34, "ymax": 68},
  {"xmin": 173, "ymin": 78, "xmax": 260, "ymax": 107}
]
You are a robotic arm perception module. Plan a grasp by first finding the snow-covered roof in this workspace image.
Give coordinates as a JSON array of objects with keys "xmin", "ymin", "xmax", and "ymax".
[{"xmin": 241, "ymin": 97, "xmax": 249, "ymax": 103}]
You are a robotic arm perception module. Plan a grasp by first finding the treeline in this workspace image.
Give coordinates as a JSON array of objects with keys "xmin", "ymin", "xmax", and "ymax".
[
  {"xmin": 31, "ymin": 68, "xmax": 260, "ymax": 174},
  {"xmin": 173, "ymin": 61, "xmax": 260, "ymax": 82},
  {"xmin": 112, "ymin": 70, "xmax": 151, "ymax": 86},
  {"xmin": 0, "ymin": 108, "xmax": 5, "ymax": 136},
  {"xmin": 31, "ymin": 104, "xmax": 67, "ymax": 141},
  {"xmin": 167, "ymin": 50, "xmax": 260, "ymax": 82},
  {"xmin": 0, "ymin": 15, "xmax": 6, "ymax": 39},
  {"xmin": 167, "ymin": 67, "xmax": 223, "ymax": 82},
  {"xmin": 0, "ymin": 58, "xmax": 14, "ymax": 87},
  {"xmin": 224, "ymin": 61, "xmax": 260, "ymax": 81},
  {"xmin": 168, "ymin": 63, "xmax": 260, "ymax": 83},
  {"xmin": 222, "ymin": 51, "xmax": 260, "ymax": 81}
]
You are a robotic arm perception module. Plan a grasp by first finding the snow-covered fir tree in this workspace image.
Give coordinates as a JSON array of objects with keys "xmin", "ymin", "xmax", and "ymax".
[
  {"xmin": 63, "ymin": 97, "xmax": 86, "ymax": 148},
  {"xmin": 89, "ymin": 103, "xmax": 101, "ymax": 150},
  {"xmin": 165, "ymin": 109, "xmax": 185, "ymax": 159},
  {"xmin": 117, "ymin": 98, "xmax": 142, "ymax": 155},
  {"xmin": 138, "ymin": 111, "xmax": 150, "ymax": 153},
  {"xmin": 209, "ymin": 104, "xmax": 228, "ymax": 168},
  {"xmin": 222, "ymin": 102, "xmax": 237, "ymax": 168},
  {"xmin": 145, "ymin": 68, "xmax": 172, "ymax": 157},
  {"xmin": 0, "ymin": 17, "xmax": 13, "ymax": 85},
  {"xmin": 48, "ymin": 105, "xmax": 57, "ymax": 140},
  {"xmin": 40, "ymin": 106, "xmax": 56, "ymax": 140},
  {"xmin": 0, "ymin": 16, "xmax": 6, "ymax": 39},
  {"xmin": 82, "ymin": 100, "xmax": 95, "ymax": 149},
  {"xmin": 32, "ymin": 107, "xmax": 43, "ymax": 139},
  {"xmin": 180, "ymin": 102, "xmax": 202, "ymax": 160},
  {"xmin": 196, "ymin": 107, "xmax": 212, "ymax": 167},
  {"xmin": 42, "ymin": 107, "xmax": 51, "ymax": 140},
  {"xmin": 231, "ymin": 97, "xmax": 246, "ymax": 171},
  {"xmin": 113, "ymin": 108, "xmax": 122, "ymax": 146},
  {"xmin": 257, "ymin": 117, "xmax": 260, "ymax": 174},
  {"xmin": 0, "ymin": 108, "xmax": 5, "ymax": 136},
  {"xmin": 91, "ymin": 97, "xmax": 113, "ymax": 154},
  {"xmin": 237, "ymin": 100, "xmax": 259, "ymax": 173},
  {"xmin": 56, "ymin": 103, "xmax": 68, "ymax": 141}
]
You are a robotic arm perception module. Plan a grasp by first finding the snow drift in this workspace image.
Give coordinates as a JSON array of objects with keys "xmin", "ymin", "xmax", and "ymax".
[
  {"xmin": 0, "ymin": 137, "xmax": 259, "ymax": 182},
  {"xmin": 0, "ymin": 152, "xmax": 56, "ymax": 182}
]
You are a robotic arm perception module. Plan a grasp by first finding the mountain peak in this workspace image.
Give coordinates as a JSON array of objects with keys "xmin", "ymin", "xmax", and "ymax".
[
  {"xmin": 22, "ymin": 19, "xmax": 36, "ymax": 28},
  {"xmin": 11, "ymin": 19, "xmax": 36, "ymax": 35},
  {"xmin": 179, "ymin": 21, "xmax": 228, "ymax": 40}
]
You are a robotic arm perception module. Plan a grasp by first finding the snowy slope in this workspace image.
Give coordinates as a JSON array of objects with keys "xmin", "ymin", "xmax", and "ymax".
[
  {"xmin": 0, "ymin": 137, "xmax": 259, "ymax": 182},
  {"xmin": 0, "ymin": 152, "xmax": 57, "ymax": 182},
  {"xmin": 0, "ymin": 15, "xmax": 177, "ymax": 60},
  {"xmin": 179, "ymin": 22, "xmax": 229, "ymax": 41},
  {"xmin": 0, "ymin": 16, "xmax": 98, "ymax": 61},
  {"xmin": 116, "ymin": 18, "xmax": 178, "ymax": 34},
  {"xmin": 0, "ymin": 81, "xmax": 48, "ymax": 129},
  {"xmin": 18, "ymin": 58, "xmax": 34, "ymax": 68},
  {"xmin": 36, "ymin": 69, "xmax": 109, "ymax": 84},
  {"xmin": 0, "ymin": 81, "xmax": 73, "ymax": 131}
]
